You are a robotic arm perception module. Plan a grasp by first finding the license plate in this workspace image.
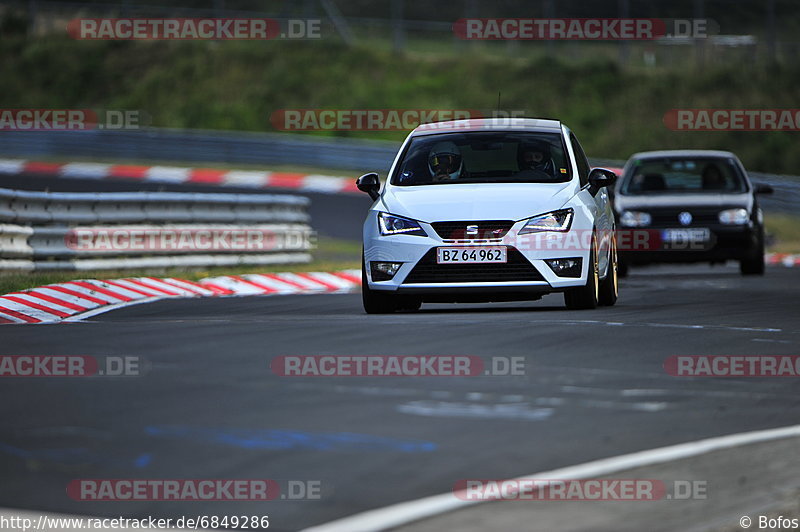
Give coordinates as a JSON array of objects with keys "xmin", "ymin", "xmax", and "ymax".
[
  {"xmin": 436, "ymin": 246, "xmax": 507, "ymax": 264},
  {"xmin": 661, "ymin": 228, "xmax": 711, "ymax": 243}
]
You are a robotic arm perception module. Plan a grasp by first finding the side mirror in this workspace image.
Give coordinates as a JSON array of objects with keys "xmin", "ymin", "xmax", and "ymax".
[
  {"xmin": 356, "ymin": 173, "xmax": 381, "ymax": 200},
  {"xmin": 754, "ymin": 183, "xmax": 774, "ymax": 195},
  {"xmin": 588, "ymin": 168, "xmax": 617, "ymax": 196}
]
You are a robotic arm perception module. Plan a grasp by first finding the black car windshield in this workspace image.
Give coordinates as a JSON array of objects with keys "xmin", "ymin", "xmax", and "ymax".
[
  {"xmin": 390, "ymin": 132, "xmax": 572, "ymax": 186},
  {"xmin": 621, "ymin": 157, "xmax": 747, "ymax": 195}
]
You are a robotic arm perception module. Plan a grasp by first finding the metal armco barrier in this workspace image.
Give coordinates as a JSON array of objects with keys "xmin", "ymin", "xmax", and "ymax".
[
  {"xmin": 0, "ymin": 128, "xmax": 400, "ymax": 173},
  {"xmin": 0, "ymin": 128, "xmax": 796, "ymax": 213},
  {"xmin": 0, "ymin": 188, "xmax": 313, "ymax": 271}
]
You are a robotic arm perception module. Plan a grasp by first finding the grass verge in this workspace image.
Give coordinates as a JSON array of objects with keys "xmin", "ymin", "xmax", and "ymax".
[{"xmin": 765, "ymin": 214, "xmax": 800, "ymax": 254}]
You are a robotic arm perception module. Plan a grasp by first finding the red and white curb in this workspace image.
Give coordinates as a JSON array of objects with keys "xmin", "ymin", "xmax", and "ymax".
[
  {"xmin": 0, "ymin": 270, "xmax": 361, "ymax": 324},
  {"xmin": 766, "ymin": 253, "xmax": 800, "ymax": 267},
  {"xmin": 0, "ymin": 158, "xmax": 625, "ymax": 194},
  {"xmin": 0, "ymin": 158, "xmax": 360, "ymax": 194}
]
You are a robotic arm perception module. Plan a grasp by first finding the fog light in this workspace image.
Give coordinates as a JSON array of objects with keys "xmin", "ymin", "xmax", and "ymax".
[
  {"xmin": 545, "ymin": 257, "xmax": 582, "ymax": 277},
  {"xmin": 370, "ymin": 261, "xmax": 402, "ymax": 281}
]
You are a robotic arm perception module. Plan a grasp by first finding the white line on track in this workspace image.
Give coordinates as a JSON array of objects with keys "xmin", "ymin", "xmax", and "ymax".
[
  {"xmin": 301, "ymin": 423, "xmax": 800, "ymax": 532},
  {"xmin": 63, "ymin": 297, "xmax": 162, "ymax": 322}
]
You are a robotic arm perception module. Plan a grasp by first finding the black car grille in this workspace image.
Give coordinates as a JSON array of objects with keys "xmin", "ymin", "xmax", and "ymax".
[
  {"xmin": 647, "ymin": 207, "xmax": 734, "ymax": 226},
  {"xmin": 403, "ymin": 248, "xmax": 546, "ymax": 284},
  {"xmin": 431, "ymin": 220, "xmax": 514, "ymax": 240}
]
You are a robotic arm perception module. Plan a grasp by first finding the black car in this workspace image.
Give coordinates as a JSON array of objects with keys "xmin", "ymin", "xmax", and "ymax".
[{"xmin": 613, "ymin": 150, "xmax": 773, "ymax": 276}]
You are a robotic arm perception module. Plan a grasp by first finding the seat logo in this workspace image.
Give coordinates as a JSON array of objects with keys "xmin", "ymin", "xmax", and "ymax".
[
  {"xmin": 678, "ymin": 212, "xmax": 692, "ymax": 226},
  {"xmin": 466, "ymin": 225, "xmax": 479, "ymax": 236}
]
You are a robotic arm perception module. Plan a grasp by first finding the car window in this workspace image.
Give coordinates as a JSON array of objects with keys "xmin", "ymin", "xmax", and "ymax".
[
  {"xmin": 391, "ymin": 132, "xmax": 572, "ymax": 186},
  {"xmin": 621, "ymin": 157, "xmax": 747, "ymax": 194},
  {"xmin": 569, "ymin": 133, "xmax": 590, "ymax": 187}
]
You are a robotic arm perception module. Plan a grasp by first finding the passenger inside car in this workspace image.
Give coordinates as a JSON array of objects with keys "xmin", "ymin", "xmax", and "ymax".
[
  {"xmin": 701, "ymin": 164, "xmax": 727, "ymax": 190},
  {"xmin": 629, "ymin": 173, "xmax": 666, "ymax": 192},
  {"xmin": 515, "ymin": 141, "xmax": 556, "ymax": 178}
]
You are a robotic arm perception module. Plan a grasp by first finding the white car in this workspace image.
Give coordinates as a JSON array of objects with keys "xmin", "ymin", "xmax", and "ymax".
[{"xmin": 356, "ymin": 118, "xmax": 619, "ymax": 313}]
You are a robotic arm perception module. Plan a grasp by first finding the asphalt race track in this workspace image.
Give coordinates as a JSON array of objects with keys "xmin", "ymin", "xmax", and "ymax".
[{"xmin": 1, "ymin": 263, "xmax": 798, "ymax": 531}]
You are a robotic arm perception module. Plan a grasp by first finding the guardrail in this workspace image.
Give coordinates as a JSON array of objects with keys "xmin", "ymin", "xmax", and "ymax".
[
  {"xmin": 1, "ymin": 128, "xmax": 796, "ymax": 213},
  {"xmin": 0, "ymin": 128, "xmax": 400, "ymax": 173},
  {"xmin": 0, "ymin": 188, "xmax": 313, "ymax": 271}
]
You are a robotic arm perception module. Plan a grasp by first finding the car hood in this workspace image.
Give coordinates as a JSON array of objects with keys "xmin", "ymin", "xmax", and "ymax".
[
  {"xmin": 380, "ymin": 182, "xmax": 577, "ymax": 223},
  {"xmin": 615, "ymin": 193, "xmax": 753, "ymax": 211}
]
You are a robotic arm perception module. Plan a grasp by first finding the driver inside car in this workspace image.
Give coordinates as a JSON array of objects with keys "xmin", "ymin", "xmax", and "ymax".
[
  {"xmin": 701, "ymin": 163, "xmax": 727, "ymax": 190},
  {"xmin": 428, "ymin": 141, "xmax": 464, "ymax": 182},
  {"xmin": 516, "ymin": 141, "xmax": 556, "ymax": 178}
]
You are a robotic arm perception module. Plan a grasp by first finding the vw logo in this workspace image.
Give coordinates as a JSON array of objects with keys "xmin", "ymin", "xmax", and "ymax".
[
  {"xmin": 465, "ymin": 224, "xmax": 479, "ymax": 236},
  {"xmin": 678, "ymin": 212, "xmax": 693, "ymax": 226}
]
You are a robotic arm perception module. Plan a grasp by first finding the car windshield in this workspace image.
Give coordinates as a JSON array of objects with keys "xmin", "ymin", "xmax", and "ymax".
[
  {"xmin": 621, "ymin": 157, "xmax": 747, "ymax": 195},
  {"xmin": 390, "ymin": 132, "xmax": 572, "ymax": 186}
]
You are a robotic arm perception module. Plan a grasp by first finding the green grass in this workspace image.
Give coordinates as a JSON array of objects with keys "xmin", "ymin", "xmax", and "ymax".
[
  {"xmin": 0, "ymin": 236, "xmax": 361, "ymax": 295},
  {"xmin": 3, "ymin": 36, "xmax": 800, "ymax": 174},
  {"xmin": 765, "ymin": 214, "xmax": 800, "ymax": 254}
]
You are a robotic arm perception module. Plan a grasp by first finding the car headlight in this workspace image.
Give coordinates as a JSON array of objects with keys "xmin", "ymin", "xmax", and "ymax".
[
  {"xmin": 378, "ymin": 213, "xmax": 427, "ymax": 236},
  {"xmin": 718, "ymin": 208, "xmax": 749, "ymax": 225},
  {"xmin": 620, "ymin": 211, "xmax": 652, "ymax": 227},
  {"xmin": 519, "ymin": 208, "xmax": 574, "ymax": 235}
]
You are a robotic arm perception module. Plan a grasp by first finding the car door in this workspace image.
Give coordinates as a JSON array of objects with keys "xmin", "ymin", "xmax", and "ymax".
[{"xmin": 569, "ymin": 132, "xmax": 612, "ymax": 275}]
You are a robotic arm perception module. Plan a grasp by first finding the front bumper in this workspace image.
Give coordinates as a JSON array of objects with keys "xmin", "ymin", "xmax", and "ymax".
[
  {"xmin": 619, "ymin": 224, "xmax": 760, "ymax": 264},
  {"xmin": 363, "ymin": 212, "xmax": 596, "ymax": 298}
]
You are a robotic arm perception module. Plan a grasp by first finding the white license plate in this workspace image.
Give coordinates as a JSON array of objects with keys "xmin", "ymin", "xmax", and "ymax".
[
  {"xmin": 436, "ymin": 246, "xmax": 507, "ymax": 264},
  {"xmin": 661, "ymin": 228, "xmax": 711, "ymax": 243}
]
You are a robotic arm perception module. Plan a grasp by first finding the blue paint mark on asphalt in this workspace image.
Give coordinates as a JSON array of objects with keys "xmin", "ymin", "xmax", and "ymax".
[
  {"xmin": 0, "ymin": 442, "xmax": 154, "ymax": 468},
  {"xmin": 0, "ymin": 442, "xmax": 90, "ymax": 463},
  {"xmin": 133, "ymin": 453, "xmax": 153, "ymax": 468},
  {"xmin": 145, "ymin": 426, "xmax": 436, "ymax": 452}
]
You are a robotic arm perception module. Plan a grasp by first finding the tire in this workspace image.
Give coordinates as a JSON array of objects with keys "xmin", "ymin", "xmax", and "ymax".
[
  {"xmin": 397, "ymin": 298, "xmax": 422, "ymax": 311},
  {"xmin": 618, "ymin": 259, "xmax": 629, "ymax": 278},
  {"xmin": 740, "ymin": 252, "xmax": 765, "ymax": 275},
  {"xmin": 361, "ymin": 257, "xmax": 399, "ymax": 314},
  {"xmin": 564, "ymin": 233, "xmax": 599, "ymax": 310},
  {"xmin": 740, "ymin": 230, "xmax": 765, "ymax": 276},
  {"xmin": 598, "ymin": 231, "xmax": 619, "ymax": 306}
]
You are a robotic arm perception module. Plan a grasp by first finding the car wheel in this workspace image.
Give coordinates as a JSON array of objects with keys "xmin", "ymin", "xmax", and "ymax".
[
  {"xmin": 362, "ymin": 256, "xmax": 399, "ymax": 314},
  {"xmin": 740, "ymin": 250, "xmax": 765, "ymax": 276},
  {"xmin": 740, "ymin": 229, "xmax": 765, "ymax": 276},
  {"xmin": 564, "ymin": 233, "xmax": 599, "ymax": 310},
  {"xmin": 618, "ymin": 259, "xmax": 629, "ymax": 278},
  {"xmin": 397, "ymin": 298, "xmax": 422, "ymax": 311},
  {"xmin": 598, "ymin": 231, "xmax": 619, "ymax": 306}
]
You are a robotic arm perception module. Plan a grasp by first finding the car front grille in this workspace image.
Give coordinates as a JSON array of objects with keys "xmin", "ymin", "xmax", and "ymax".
[
  {"xmin": 647, "ymin": 207, "xmax": 734, "ymax": 226},
  {"xmin": 431, "ymin": 220, "xmax": 514, "ymax": 240},
  {"xmin": 403, "ymin": 248, "xmax": 546, "ymax": 284}
]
